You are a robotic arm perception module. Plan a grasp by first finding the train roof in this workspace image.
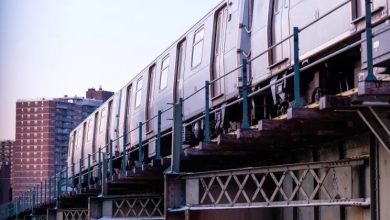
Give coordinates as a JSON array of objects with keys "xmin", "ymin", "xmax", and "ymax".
[{"xmin": 70, "ymin": 0, "xmax": 225, "ymax": 133}]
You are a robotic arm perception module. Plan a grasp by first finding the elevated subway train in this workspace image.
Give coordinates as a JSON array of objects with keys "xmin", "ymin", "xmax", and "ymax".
[{"xmin": 68, "ymin": 0, "xmax": 390, "ymax": 175}]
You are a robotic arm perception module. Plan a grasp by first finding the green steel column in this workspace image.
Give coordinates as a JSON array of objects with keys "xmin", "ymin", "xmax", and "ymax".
[
  {"xmin": 88, "ymin": 154, "xmax": 91, "ymax": 189},
  {"xmin": 72, "ymin": 162, "xmax": 75, "ymax": 192},
  {"xmin": 53, "ymin": 174, "xmax": 56, "ymax": 199},
  {"xmin": 40, "ymin": 182, "xmax": 42, "ymax": 205},
  {"xmin": 30, "ymin": 189, "xmax": 33, "ymax": 209},
  {"xmin": 138, "ymin": 122, "xmax": 143, "ymax": 167},
  {"xmin": 79, "ymin": 158, "xmax": 83, "ymax": 190},
  {"xmin": 36, "ymin": 185, "xmax": 38, "ymax": 205},
  {"xmin": 65, "ymin": 166, "xmax": 68, "ymax": 194},
  {"xmin": 44, "ymin": 180, "xmax": 46, "ymax": 203},
  {"xmin": 109, "ymin": 139, "xmax": 113, "ymax": 178},
  {"xmin": 32, "ymin": 188, "xmax": 35, "ymax": 214},
  {"xmin": 17, "ymin": 197, "xmax": 19, "ymax": 214},
  {"xmin": 49, "ymin": 177, "xmax": 52, "ymax": 201},
  {"xmin": 365, "ymin": 0, "xmax": 377, "ymax": 81},
  {"xmin": 21, "ymin": 194, "xmax": 24, "ymax": 211},
  {"xmin": 122, "ymin": 131, "xmax": 127, "ymax": 176},
  {"xmin": 204, "ymin": 81, "xmax": 211, "ymax": 141},
  {"xmin": 98, "ymin": 147, "xmax": 102, "ymax": 184},
  {"xmin": 171, "ymin": 98, "xmax": 183, "ymax": 173},
  {"xmin": 293, "ymin": 27, "xmax": 302, "ymax": 108},
  {"xmin": 58, "ymin": 173, "xmax": 62, "ymax": 197},
  {"xmin": 156, "ymin": 111, "xmax": 162, "ymax": 160},
  {"xmin": 241, "ymin": 59, "xmax": 250, "ymax": 128}
]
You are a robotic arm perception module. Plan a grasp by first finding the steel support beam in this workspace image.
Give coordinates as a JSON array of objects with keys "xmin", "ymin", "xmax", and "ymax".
[
  {"xmin": 171, "ymin": 98, "xmax": 183, "ymax": 173},
  {"xmin": 364, "ymin": 0, "xmax": 377, "ymax": 81}
]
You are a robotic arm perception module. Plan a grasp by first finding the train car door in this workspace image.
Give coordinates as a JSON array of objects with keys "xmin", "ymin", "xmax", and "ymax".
[
  {"xmin": 174, "ymin": 40, "xmax": 186, "ymax": 103},
  {"xmin": 212, "ymin": 6, "xmax": 228, "ymax": 98},
  {"xmin": 270, "ymin": 0, "xmax": 291, "ymax": 69},
  {"xmin": 81, "ymin": 122, "xmax": 87, "ymax": 167},
  {"xmin": 92, "ymin": 112, "xmax": 99, "ymax": 160},
  {"xmin": 106, "ymin": 100, "xmax": 113, "ymax": 146},
  {"xmin": 146, "ymin": 65, "xmax": 156, "ymax": 132},
  {"xmin": 70, "ymin": 131, "xmax": 76, "ymax": 164},
  {"xmin": 113, "ymin": 92, "xmax": 122, "ymax": 151},
  {"xmin": 124, "ymin": 84, "xmax": 132, "ymax": 144}
]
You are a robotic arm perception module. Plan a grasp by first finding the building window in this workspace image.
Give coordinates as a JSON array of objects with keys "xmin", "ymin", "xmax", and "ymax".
[
  {"xmin": 159, "ymin": 56, "xmax": 170, "ymax": 90},
  {"xmin": 135, "ymin": 77, "xmax": 143, "ymax": 107},
  {"xmin": 192, "ymin": 28, "xmax": 205, "ymax": 67}
]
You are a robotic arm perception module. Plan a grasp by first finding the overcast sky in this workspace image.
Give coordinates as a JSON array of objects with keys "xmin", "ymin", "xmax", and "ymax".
[{"xmin": 0, "ymin": 0, "xmax": 222, "ymax": 140}]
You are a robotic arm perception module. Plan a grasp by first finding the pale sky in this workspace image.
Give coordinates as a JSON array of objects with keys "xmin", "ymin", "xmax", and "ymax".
[{"xmin": 0, "ymin": 0, "xmax": 222, "ymax": 140}]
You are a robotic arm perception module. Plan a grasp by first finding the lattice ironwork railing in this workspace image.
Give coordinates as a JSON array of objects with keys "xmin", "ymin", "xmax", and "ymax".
[
  {"xmin": 63, "ymin": 209, "xmax": 88, "ymax": 220},
  {"xmin": 112, "ymin": 197, "xmax": 164, "ymax": 218},
  {"xmin": 184, "ymin": 158, "xmax": 369, "ymax": 209}
]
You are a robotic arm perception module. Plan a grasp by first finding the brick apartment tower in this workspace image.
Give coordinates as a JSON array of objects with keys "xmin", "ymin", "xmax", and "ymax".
[
  {"xmin": 11, "ymin": 89, "xmax": 113, "ymax": 199},
  {"xmin": 86, "ymin": 86, "xmax": 114, "ymax": 102},
  {"xmin": 0, "ymin": 140, "xmax": 12, "ymax": 204}
]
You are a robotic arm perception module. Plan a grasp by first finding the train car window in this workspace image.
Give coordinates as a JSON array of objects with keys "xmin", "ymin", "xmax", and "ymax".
[
  {"xmin": 74, "ymin": 131, "xmax": 78, "ymax": 149},
  {"xmin": 77, "ymin": 128, "xmax": 83, "ymax": 150},
  {"xmin": 192, "ymin": 28, "xmax": 204, "ymax": 68},
  {"xmin": 87, "ymin": 119, "xmax": 93, "ymax": 142},
  {"xmin": 99, "ymin": 108, "xmax": 106, "ymax": 133},
  {"xmin": 159, "ymin": 57, "xmax": 170, "ymax": 90},
  {"xmin": 135, "ymin": 77, "xmax": 143, "ymax": 107},
  {"xmin": 351, "ymin": 0, "xmax": 364, "ymax": 20}
]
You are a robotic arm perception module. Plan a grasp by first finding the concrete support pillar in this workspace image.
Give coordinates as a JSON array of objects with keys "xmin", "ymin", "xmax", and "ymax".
[
  {"xmin": 55, "ymin": 210, "xmax": 63, "ymax": 220},
  {"xmin": 88, "ymin": 198, "xmax": 102, "ymax": 219},
  {"xmin": 165, "ymin": 173, "xmax": 185, "ymax": 220},
  {"xmin": 47, "ymin": 209, "xmax": 56, "ymax": 220}
]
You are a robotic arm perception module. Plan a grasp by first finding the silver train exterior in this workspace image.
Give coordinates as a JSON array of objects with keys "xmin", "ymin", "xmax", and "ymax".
[{"xmin": 67, "ymin": 0, "xmax": 390, "ymax": 175}]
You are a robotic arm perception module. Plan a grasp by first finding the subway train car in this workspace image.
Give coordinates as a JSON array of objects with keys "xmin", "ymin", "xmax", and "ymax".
[{"xmin": 67, "ymin": 0, "xmax": 390, "ymax": 176}]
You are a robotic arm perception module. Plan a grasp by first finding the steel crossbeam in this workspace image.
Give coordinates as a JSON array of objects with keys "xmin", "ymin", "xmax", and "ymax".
[
  {"xmin": 112, "ymin": 197, "xmax": 163, "ymax": 218},
  {"xmin": 183, "ymin": 158, "xmax": 369, "ymax": 209}
]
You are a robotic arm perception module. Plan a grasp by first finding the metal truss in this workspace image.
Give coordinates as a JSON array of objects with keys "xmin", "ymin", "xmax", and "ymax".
[
  {"xmin": 357, "ymin": 106, "xmax": 390, "ymax": 154},
  {"xmin": 63, "ymin": 209, "xmax": 88, "ymax": 220},
  {"xmin": 112, "ymin": 197, "xmax": 164, "ymax": 218},
  {"xmin": 183, "ymin": 158, "xmax": 369, "ymax": 210}
]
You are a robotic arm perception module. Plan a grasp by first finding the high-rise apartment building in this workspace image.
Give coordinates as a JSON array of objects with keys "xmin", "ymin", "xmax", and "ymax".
[
  {"xmin": 11, "ymin": 89, "xmax": 113, "ymax": 199},
  {"xmin": 0, "ymin": 140, "xmax": 12, "ymax": 204}
]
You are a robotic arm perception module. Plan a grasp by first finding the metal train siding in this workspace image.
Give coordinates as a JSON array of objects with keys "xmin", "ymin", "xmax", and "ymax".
[{"xmin": 67, "ymin": 0, "xmax": 390, "ymax": 176}]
